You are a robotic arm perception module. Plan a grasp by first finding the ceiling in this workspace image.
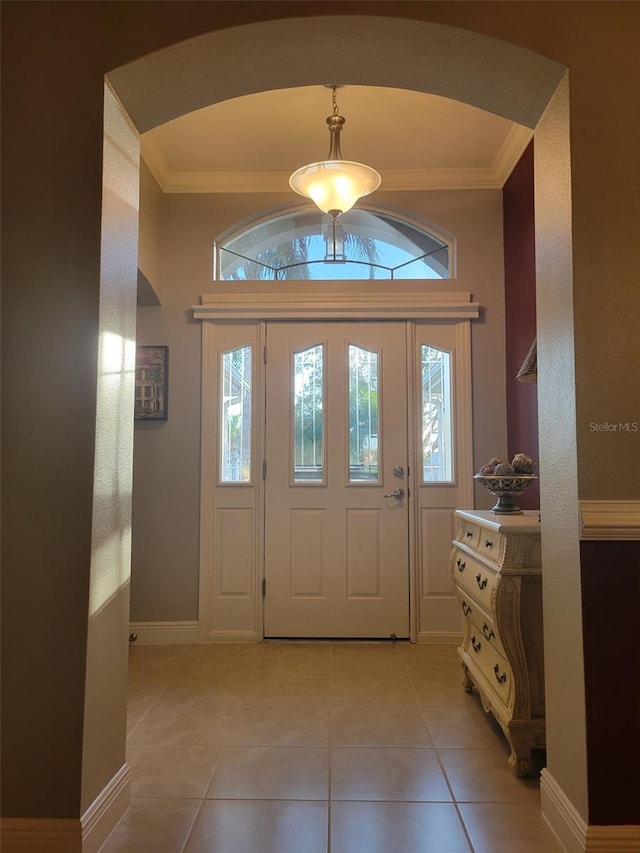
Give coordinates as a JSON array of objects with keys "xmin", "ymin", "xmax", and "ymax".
[{"xmin": 141, "ymin": 85, "xmax": 533, "ymax": 196}]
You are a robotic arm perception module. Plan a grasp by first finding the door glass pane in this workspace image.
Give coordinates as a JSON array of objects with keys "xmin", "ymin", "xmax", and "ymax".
[
  {"xmin": 293, "ymin": 345, "xmax": 324, "ymax": 482},
  {"xmin": 421, "ymin": 345, "xmax": 453, "ymax": 482},
  {"xmin": 220, "ymin": 346, "xmax": 252, "ymax": 482},
  {"xmin": 349, "ymin": 345, "xmax": 379, "ymax": 482}
]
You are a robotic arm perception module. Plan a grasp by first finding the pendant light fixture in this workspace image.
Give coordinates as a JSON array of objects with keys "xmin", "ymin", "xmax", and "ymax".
[{"xmin": 289, "ymin": 86, "xmax": 381, "ymax": 218}]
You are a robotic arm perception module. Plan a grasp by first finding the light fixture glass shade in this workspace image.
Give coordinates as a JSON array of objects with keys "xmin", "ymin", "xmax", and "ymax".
[{"xmin": 289, "ymin": 159, "xmax": 381, "ymax": 216}]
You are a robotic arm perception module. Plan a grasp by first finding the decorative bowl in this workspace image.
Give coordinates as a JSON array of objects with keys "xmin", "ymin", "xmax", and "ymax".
[{"xmin": 474, "ymin": 474, "xmax": 537, "ymax": 514}]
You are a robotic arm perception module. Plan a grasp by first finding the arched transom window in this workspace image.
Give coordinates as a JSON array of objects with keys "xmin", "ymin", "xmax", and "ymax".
[{"xmin": 215, "ymin": 207, "xmax": 451, "ymax": 281}]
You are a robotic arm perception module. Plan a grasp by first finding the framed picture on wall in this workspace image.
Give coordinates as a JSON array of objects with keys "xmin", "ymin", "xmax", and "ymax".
[{"xmin": 135, "ymin": 345, "xmax": 168, "ymax": 420}]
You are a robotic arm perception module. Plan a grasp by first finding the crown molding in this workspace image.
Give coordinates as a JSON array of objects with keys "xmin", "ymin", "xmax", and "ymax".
[
  {"xmin": 140, "ymin": 134, "xmax": 171, "ymax": 188},
  {"xmin": 143, "ymin": 166, "xmax": 515, "ymax": 194},
  {"xmin": 141, "ymin": 125, "xmax": 534, "ymax": 194},
  {"xmin": 491, "ymin": 124, "xmax": 534, "ymax": 186}
]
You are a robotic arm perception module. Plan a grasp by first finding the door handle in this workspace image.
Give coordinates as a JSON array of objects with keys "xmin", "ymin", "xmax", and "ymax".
[{"xmin": 383, "ymin": 488, "xmax": 405, "ymax": 500}]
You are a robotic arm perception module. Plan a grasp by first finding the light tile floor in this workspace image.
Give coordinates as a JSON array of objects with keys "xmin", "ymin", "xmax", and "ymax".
[{"xmin": 100, "ymin": 642, "xmax": 564, "ymax": 853}]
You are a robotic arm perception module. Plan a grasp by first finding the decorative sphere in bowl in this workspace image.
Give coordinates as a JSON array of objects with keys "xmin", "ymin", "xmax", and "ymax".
[{"xmin": 474, "ymin": 474, "xmax": 537, "ymax": 514}]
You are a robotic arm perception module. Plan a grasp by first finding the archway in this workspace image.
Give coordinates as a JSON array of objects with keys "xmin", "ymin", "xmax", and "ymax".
[{"xmin": 105, "ymin": 13, "xmax": 581, "ymax": 842}]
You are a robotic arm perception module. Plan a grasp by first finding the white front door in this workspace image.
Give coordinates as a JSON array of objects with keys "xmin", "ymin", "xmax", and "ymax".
[{"xmin": 264, "ymin": 321, "xmax": 410, "ymax": 638}]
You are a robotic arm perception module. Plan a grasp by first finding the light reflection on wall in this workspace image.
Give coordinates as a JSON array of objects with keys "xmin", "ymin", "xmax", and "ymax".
[
  {"xmin": 86, "ymin": 83, "xmax": 141, "ymax": 624},
  {"xmin": 89, "ymin": 330, "xmax": 136, "ymax": 617}
]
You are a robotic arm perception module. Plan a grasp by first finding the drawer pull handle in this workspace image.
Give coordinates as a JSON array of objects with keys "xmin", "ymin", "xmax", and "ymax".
[
  {"xmin": 461, "ymin": 602, "xmax": 471, "ymax": 616},
  {"xmin": 482, "ymin": 623, "xmax": 495, "ymax": 641},
  {"xmin": 493, "ymin": 664, "xmax": 507, "ymax": 684},
  {"xmin": 485, "ymin": 539, "xmax": 493, "ymax": 548},
  {"xmin": 471, "ymin": 636, "xmax": 481, "ymax": 653},
  {"xmin": 476, "ymin": 573, "xmax": 488, "ymax": 590},
  {"xmin": 456, "ymin": 558, "xmax": 466, "ymax": 572},
  {"xmin": 466, "ymin": 530, "xmax": 473, "ymax": 538}
]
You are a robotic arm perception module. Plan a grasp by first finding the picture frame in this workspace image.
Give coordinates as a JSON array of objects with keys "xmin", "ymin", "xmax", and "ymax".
[{"xmin": 134, "ymin": 345, "xmax": 168, "ymax": 420}]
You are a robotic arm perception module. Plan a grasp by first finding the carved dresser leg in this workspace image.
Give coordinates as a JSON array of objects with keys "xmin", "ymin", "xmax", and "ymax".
[
  {"xmin": 461, "ymin": 663, "xmax": 474, "ymax": 693},
  {"xmin": 505, "ymin": 728, "xmax": 537, "ymax": 777}
]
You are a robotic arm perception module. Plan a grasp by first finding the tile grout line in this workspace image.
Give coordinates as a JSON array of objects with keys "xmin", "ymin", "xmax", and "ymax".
[
  {"xmin": 125, "ymin": 650, "xmax": 179, "ymax": 742},
  {"xmin": 194, "ymin": 643, "xmax": 261, "ymax": 852},
  {"xmin": 403, "ymin": 649, "xmax": 477, "ymax": 853},
  {"xmin": 154, "ymin": 644, "xmax": 269, "ymax": 853},
  {"xmin": 179, "ymin": 797, "xmax": 207, "ymax": 853}
]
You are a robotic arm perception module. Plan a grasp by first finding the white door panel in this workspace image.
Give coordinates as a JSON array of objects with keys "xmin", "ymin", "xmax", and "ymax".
[{"xmin": 264, "ymin": 322, "xmax": 410, "ymax": 638}]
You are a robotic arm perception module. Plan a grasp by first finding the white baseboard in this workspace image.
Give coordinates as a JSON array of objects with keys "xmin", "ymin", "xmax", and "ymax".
[
  {"xmin": 541, "ymin": 768, "xmax": 640, "ymax": 852},
  {"xmin": 417, "ymin": 630, "xmax": 463, "ymax": 644},
  {"xmin": 81, "ymin": 763, "xmax": 131, "ymax": 853},
  {"xmin": 580, "ymin": 500, "xmax": 640, "ymax": 540},
  {"xmin": 0, "ymin": 764, "xmax": 130, "ymax": 853},
  {"xmin": 129, "ymin": 620, "xmax": 199, "ymax": 644},
  {"xmin": 541, "ymin": 768, "xmax": 589, "ymax": 852},
  {"xmin": 200, "ymin": 630, "xmax": 260, "ymax": 643}
]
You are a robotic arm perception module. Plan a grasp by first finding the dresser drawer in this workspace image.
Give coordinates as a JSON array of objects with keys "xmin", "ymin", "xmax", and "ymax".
[
  {"xmin": 477, "ymin": 530, "xmax": 505, "ymax": 563},
  {"xmin": 465, "ymin": 628, "xmax": 513, "ymax": 706},
  {"xmin": 458, "ymin": 590, "xmax": 478, "ymax": 627},
  {"xmin": 471, "ymin": 612, "xmax": 506, "ymax": 658},
  {"xmin": 455, "ymin": 552, "xmax": 497, "ymax": 612},
  {"xmin": 459, "ymin": 520, "xmax": 480, "ymax": 550}
]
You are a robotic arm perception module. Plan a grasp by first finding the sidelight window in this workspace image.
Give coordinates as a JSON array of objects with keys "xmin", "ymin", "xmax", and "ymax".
[
  {"xmin": 220, "ymin": 346, "xmax": 252, "ymax": 482},
  {"xmin": 421, "ymin": 344, "xmax": 453, "ymax": 482}
]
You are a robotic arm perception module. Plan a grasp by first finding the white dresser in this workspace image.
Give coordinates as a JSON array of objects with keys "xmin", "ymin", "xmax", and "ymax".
[{"xmin": 450, "ymin": 509, "xmax": 545, "ymax": 776}]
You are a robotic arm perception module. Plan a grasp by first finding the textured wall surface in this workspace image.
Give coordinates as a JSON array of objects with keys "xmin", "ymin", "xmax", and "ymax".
[
  {"xmin": 534, "ymin": 74, "xmax": 588, "ymax": 821},
  {"xmin": 81, "ymin": 84, "xmax": 139, "ymax": 815}
]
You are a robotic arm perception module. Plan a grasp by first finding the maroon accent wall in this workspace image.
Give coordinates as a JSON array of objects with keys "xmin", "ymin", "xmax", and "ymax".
[
  {"xmin": 503, "ymin": 142, "xmax": 539, "ymax": 509},
  {"xmin": 581, "ymin": 540, "xmax": 640, "ymax": 824}
]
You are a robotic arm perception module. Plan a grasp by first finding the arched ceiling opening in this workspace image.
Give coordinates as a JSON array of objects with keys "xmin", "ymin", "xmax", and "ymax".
[
  {"xmin": 108, "ymin": 16, "xmax": 565, "ymax": 131},
  {"xmin": 107, "ymin": 15, "xmax": 565, "ymax": 196}
]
